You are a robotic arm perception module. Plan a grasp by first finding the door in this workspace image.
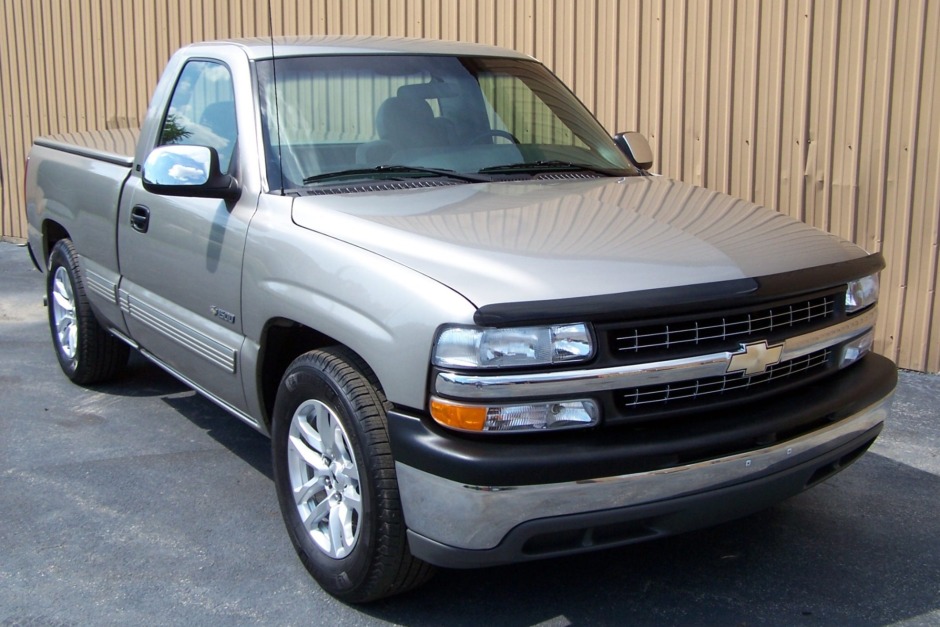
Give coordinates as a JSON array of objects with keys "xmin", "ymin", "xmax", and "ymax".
[{"xmin": 117, "ymin": 59, "xmax": 252, "ymax": 412}]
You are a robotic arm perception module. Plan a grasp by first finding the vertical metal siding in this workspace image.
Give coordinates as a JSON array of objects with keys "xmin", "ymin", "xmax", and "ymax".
[{"xmin": 1, "ymin": 0, "xmax": 938, "ymax": 372}]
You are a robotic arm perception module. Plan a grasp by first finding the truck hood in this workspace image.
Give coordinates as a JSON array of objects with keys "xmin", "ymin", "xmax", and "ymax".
[{"xmin": 291, "ymin": 176, "xmax": 868, "ymax": 308}]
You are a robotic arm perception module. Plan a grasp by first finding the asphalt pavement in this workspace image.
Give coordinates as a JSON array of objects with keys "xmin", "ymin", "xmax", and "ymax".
[{"xmin": 1, "ymin": 240, "xmax": 938, "ymax": 626}]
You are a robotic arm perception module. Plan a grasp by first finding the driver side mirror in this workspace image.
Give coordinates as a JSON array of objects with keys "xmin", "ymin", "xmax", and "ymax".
[
  {"xmin": 613, "ymin": 132, "xmax": 654, "ymax": 171},
  {"xmin": 142, "ymin": 145, "xmax": 241, "ymax": 201}
]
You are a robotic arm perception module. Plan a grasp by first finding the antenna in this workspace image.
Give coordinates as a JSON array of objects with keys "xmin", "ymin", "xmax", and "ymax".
[{"xmin": 268, "ymin": 0, "xmax": 284, "ymax": 195}]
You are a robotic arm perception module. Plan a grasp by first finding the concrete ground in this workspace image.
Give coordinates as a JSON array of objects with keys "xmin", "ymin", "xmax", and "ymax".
[{"xmin": 1, "ymin": 240, "xmax": 938, "ymax": 626}]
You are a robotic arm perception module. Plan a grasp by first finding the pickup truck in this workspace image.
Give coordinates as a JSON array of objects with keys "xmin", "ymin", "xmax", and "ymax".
[{"xmin": 25, "ymin": 36, "xmax": 895, "ymax": 602}]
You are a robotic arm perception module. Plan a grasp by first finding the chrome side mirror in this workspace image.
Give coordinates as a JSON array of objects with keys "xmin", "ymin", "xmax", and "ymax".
[
  {"xmin": 142, "ymin": 145, "xmax": 240, "ymax": 201},
  {"xmin": 613, "ymin": 132, "xmax": 654, "ymax": 171}
]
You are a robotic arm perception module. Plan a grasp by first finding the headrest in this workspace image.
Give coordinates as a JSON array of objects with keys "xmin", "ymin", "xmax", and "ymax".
[{"xmin": 375, "ymin": 97, "xmax": 435, "ymax": 141}]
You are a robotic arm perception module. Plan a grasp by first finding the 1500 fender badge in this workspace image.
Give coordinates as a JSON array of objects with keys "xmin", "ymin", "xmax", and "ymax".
[{"xmin": 210, "ymin": 306, "xmax": 236, "ymax": 324}]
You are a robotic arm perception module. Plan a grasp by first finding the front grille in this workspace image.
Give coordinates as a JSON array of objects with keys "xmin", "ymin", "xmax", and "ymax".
[
  {"xmin": 609, "ymin": 292, "xmax": 838, "ymax": 362},
  {"xmin": 579, "ymin": 282, "xmax": 866, "ymax": 455},
  {"xmin": 618, "ymin": 348, "xmax": 832, "ymax": 412}
]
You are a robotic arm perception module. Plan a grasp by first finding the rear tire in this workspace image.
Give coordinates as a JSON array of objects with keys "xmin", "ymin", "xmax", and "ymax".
[
  {"xmin": 47, "ymin": 239, "xmax": 129, "ymax": 384},
  {"xmin": 271, "ymin": 347, "xmax": 434, "ymax": 603}
]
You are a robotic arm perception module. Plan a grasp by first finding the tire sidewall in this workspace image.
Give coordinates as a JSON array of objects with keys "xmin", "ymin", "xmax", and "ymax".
[
  {"xmin": 272, "ymin": 358, "xmax": 378, "ymax": 598},
  {"xmin": 47, "ymin": 241, "xmax": 81, "ymax": 378}
]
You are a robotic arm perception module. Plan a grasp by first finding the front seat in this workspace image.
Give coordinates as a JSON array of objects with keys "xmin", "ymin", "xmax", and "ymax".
[{"xmin": 357, "ymin": 96, "xmax": 444, "ymax": 165}]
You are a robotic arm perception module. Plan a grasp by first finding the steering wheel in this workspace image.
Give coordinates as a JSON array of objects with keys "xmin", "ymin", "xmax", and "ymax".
[{"xmin": 470, "ymin": 130, "xmax": 520, "ymax": 144}]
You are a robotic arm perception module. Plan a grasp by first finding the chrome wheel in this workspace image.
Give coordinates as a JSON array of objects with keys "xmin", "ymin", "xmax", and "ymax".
[
  {"xmin": 287, "ymin": 399, "xmax": 362, "ymax": 559},
  {"xmin": 273, "ymin": 348, "xmax": 434, "ymax": 600},
  {"xmin": 45, "ymin": 239, "xmax": 128, "ymax": 384},
  {"xmin": 51, "ymin": 266, "xmax": 78, "ymax": 361}
]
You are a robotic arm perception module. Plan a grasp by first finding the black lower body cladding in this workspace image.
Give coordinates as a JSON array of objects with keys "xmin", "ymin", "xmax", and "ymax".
[
  {"xmin": 390, "ymin": 354, "xmax": 895, "ymax": 487},
  {"xmin": 388, "ymin": 354, "xmax": 895, "ymax": 567}
]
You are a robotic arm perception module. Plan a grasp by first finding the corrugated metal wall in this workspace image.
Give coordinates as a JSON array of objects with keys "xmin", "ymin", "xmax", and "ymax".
[{"xmin": 1, "ymin": 0, "xmax": 938, "ymax": 372}]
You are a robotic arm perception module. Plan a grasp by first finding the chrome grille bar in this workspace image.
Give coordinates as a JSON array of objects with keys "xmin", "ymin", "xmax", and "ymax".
[
  {"xmin": 433, "ymin": 307, "xmax": 876, "ymax": 401},
  {"xmin": 621, "ymin": 349, "xmax": 831, "ymax": 408}
]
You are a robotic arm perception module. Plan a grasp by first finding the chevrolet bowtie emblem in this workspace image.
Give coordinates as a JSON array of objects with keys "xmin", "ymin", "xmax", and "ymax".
[{"xmin": 727, "ymin": 340, "xmax": 784, "ymax": 376}]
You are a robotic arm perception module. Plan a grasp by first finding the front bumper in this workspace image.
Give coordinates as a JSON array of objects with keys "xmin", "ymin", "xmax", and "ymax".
[{"xmin": 389, "ymin": 354, "xmax": 895, "ymax": 568}]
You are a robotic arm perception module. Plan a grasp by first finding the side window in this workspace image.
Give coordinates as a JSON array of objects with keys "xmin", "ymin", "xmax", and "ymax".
[{"xmin": 159, "ymin": 60, "xmax": 237, "ymax": 173}]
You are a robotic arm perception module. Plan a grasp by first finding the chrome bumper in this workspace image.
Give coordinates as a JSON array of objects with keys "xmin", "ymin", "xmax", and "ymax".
[{"xmin": 397, "ymin": 393, "xmax": 890, "ymax": 555}]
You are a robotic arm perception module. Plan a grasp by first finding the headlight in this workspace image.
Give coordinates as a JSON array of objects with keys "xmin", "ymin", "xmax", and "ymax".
[
  {"xmin": 846, "ymin": 273, "xmax": 879, "ymax": 313},
  {"xmin": 432, "ymin": 323, "xmax": 593, "ymax": 369}
]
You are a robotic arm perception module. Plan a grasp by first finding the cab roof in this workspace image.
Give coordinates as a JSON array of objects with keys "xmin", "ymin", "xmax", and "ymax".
[{"xmin": 187, "ymin": 36, "xmax": 533, "ymax": 61}]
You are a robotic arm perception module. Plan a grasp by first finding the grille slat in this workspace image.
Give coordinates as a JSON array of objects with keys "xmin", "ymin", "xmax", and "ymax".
[
  {"xmin": 619, "ymin": 349, "xmax": 831, "ymax": 410},
  {"xmin": 612, "ymin": 294, "xmax": 836, "ymax": 356}
]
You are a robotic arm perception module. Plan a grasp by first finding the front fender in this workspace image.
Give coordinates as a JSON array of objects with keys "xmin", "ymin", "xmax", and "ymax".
[{"xmin": 241, "ymin": 195, "xmax": 477, "ymax": 415}]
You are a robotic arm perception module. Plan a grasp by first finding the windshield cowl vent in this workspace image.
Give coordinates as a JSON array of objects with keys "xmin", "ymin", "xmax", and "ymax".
[
  {"xmin": 533, "ymin": 172, "xmax": 604, "ymax": 181},
  {"xmin": 305, "ymin": 180, "xmax": 462, "ymax": 195}
]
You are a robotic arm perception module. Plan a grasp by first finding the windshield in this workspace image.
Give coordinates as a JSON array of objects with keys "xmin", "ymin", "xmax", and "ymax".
[{"xmin": 255, "ymin": 55, "xmax": 638, "ymax": 191}]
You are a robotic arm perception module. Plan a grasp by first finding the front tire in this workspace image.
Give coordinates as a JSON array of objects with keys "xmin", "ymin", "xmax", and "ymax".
[
  {"xmin": 47, "ymin": 239, "xmax": 129, "ymax": 384},
  {"xmin": 271, "ymin": 347, "xmax": 434, "ymax": 602}
]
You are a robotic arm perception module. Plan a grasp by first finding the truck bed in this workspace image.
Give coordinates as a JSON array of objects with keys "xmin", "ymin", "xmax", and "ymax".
[
  {"xmin": 33, "ymin": 128, "xmax": 139, "ymax": 167},
  {"xmin": 26, "ymin": 128, "xmax": 138, "ymax": 282}
]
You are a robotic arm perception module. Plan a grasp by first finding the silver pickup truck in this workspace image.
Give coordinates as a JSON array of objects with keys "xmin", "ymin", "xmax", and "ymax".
[{"xmin": 25, "ymin": 37, "xmax": 895, "ymax": 602}]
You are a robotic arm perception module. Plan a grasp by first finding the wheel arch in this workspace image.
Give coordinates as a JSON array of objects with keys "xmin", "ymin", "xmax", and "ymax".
[
  {"xmin": 42, "ymin": 219, "xmax": 71, "ymax": 268},
  {"xmin": 256, "ymin": 318, "xmax": 381, "ymax": 433}
]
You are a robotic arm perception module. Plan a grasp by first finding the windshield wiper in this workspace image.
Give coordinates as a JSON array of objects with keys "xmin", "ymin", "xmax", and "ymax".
[
  {"xmin": 303, "ymin": 165, "xmax": 489, "ymax": 185},
  {"xmin": 477, "ymin": 160, "xmax": 619, "ymax": 177}
]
